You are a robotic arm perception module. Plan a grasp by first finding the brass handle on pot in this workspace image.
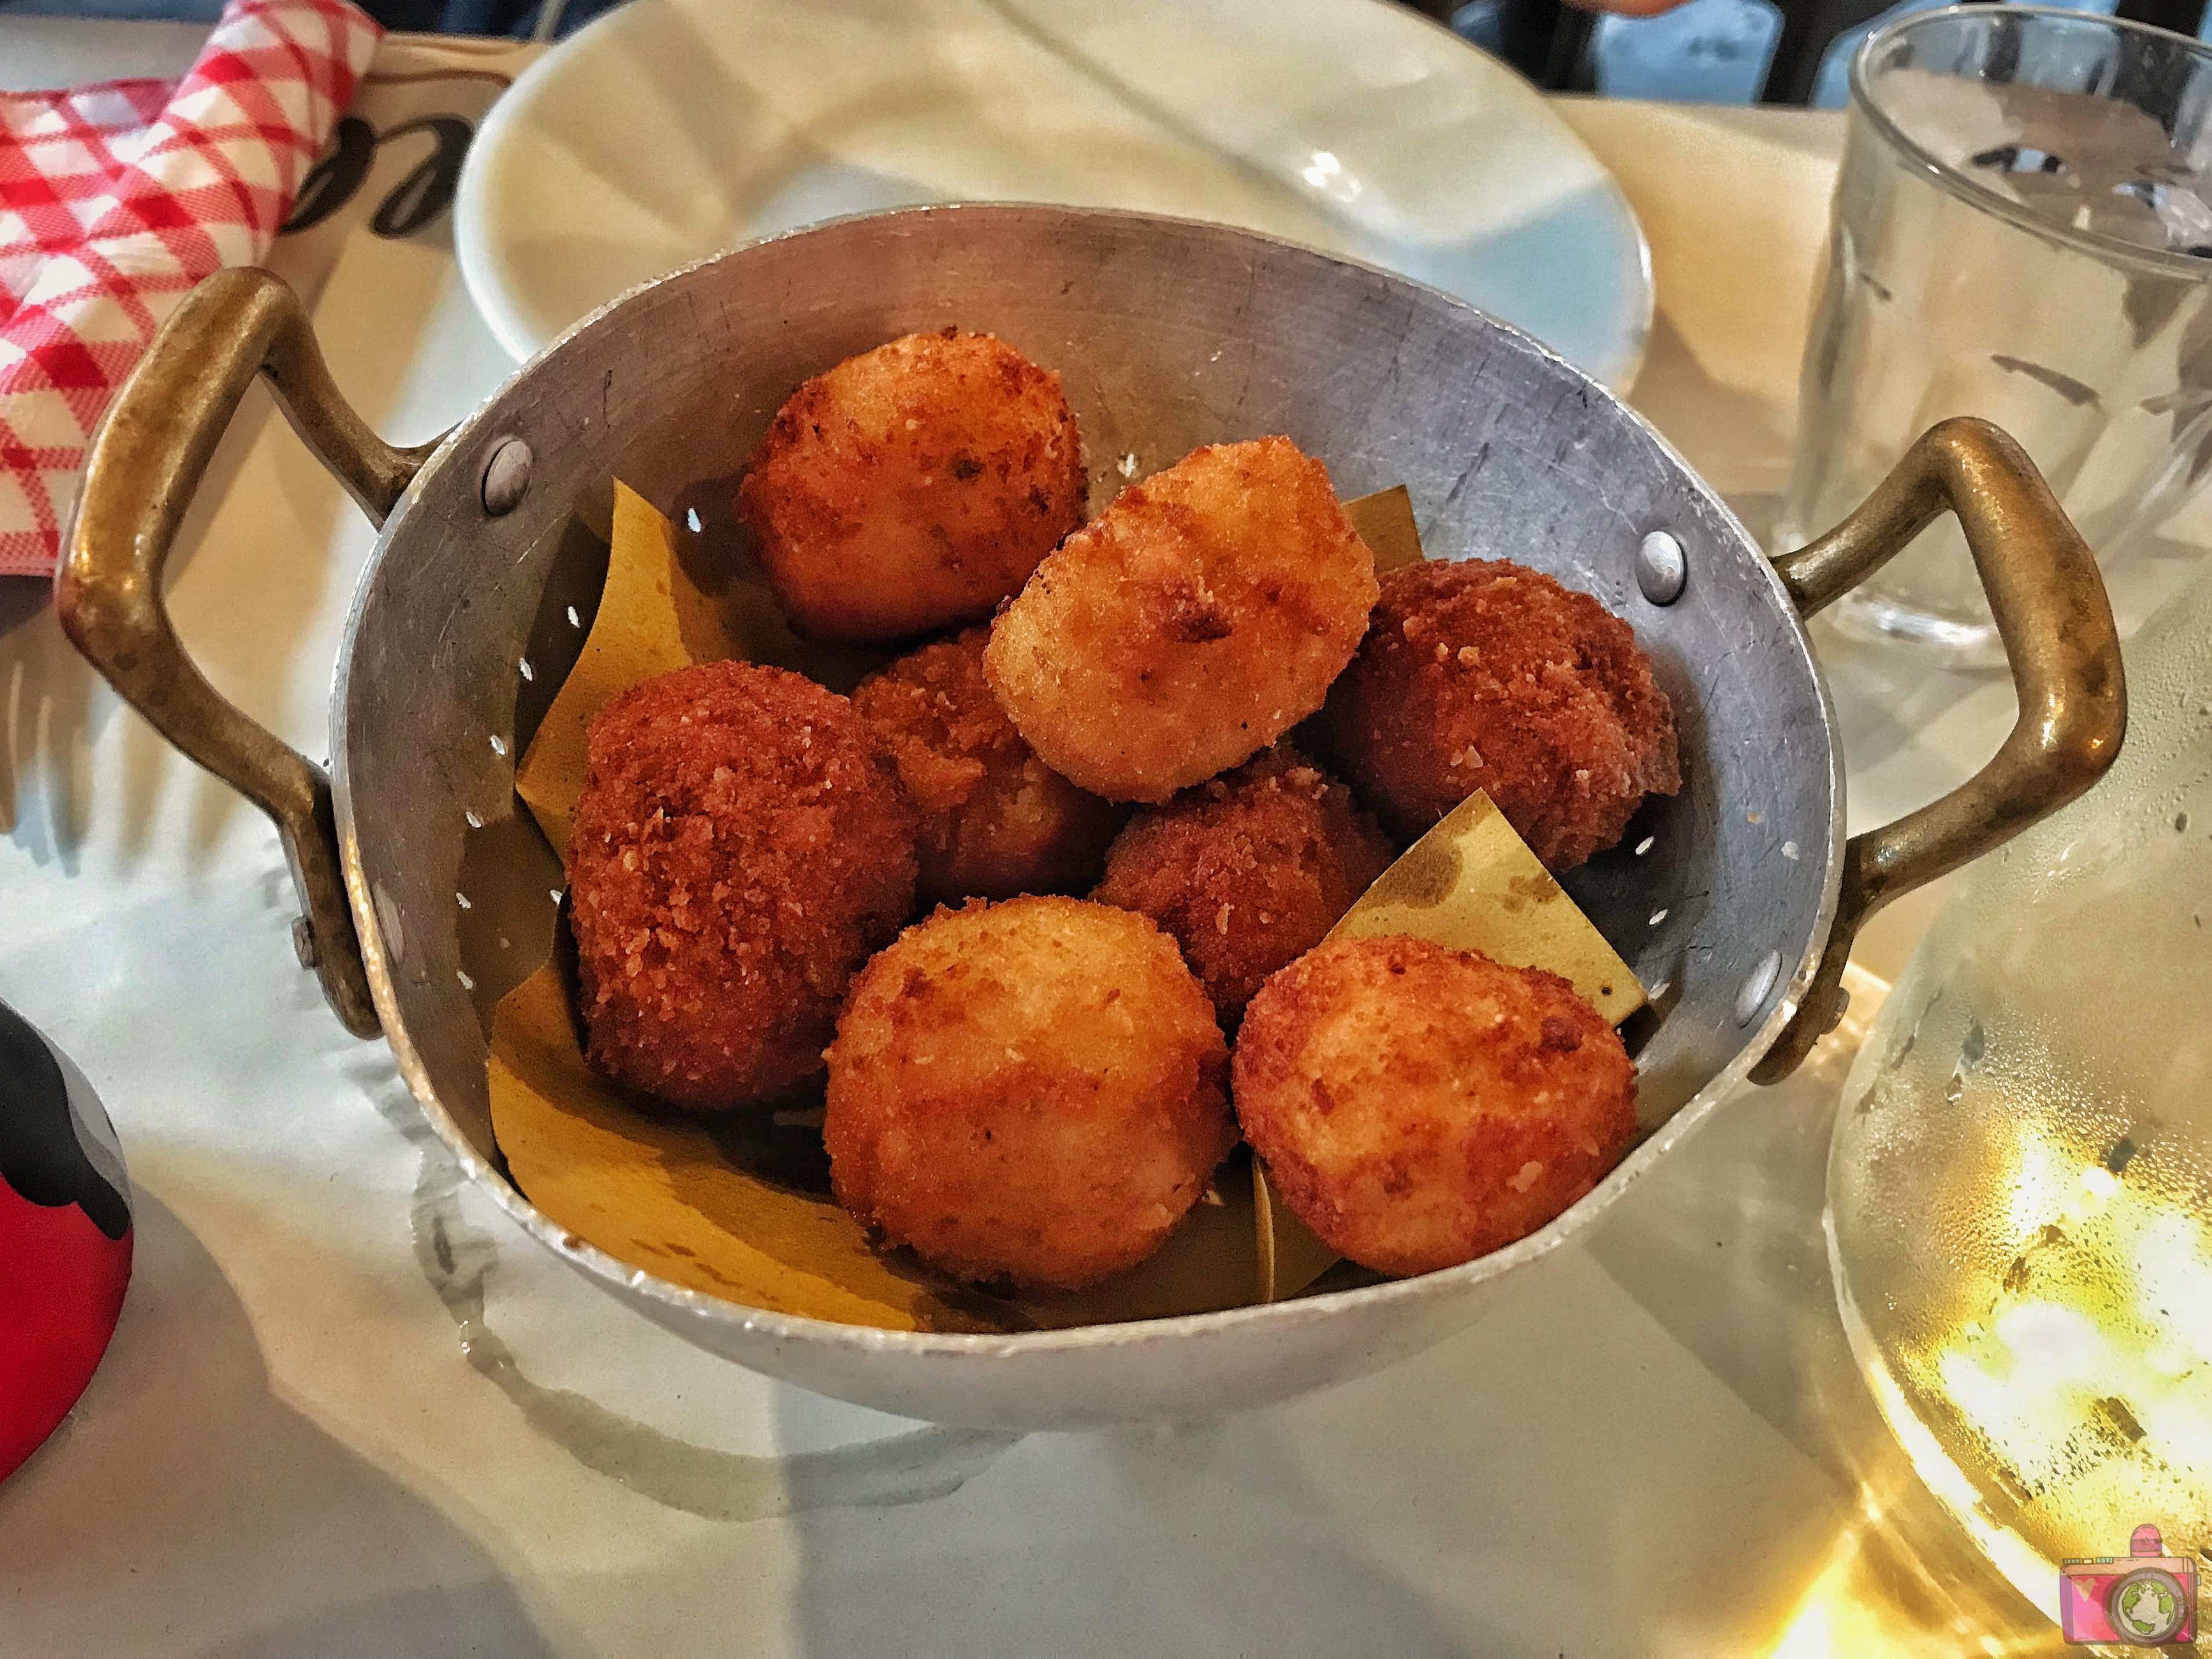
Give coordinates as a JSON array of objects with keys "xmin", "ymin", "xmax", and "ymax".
[
  {"xmin": 1753, "ymin": 417, "xmax": 2125, "ymax": 1082},
  {"xmin": 57, "ymin": 269, "xmax": 439, "ymax": 1039}
]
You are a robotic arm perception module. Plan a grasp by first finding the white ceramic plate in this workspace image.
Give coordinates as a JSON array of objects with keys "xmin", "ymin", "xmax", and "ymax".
[{"xmin": 456, "ymin": 0, "xmax": 1653, "ymax": 385}]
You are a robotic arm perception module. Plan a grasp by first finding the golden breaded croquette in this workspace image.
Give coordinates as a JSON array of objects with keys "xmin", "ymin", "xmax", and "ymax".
[
  {"xmin": 1233, "ymin": 936, "xmax": 1636, "ymax": 1278},
  {"xmin": 737, "ymin": 330, "xmax": 1087, "ymax": 643},
  {"xmin": 567, "ymin": 661, "xmax": 917, "ymax": 1112},
  {"xmin": 983, "ymin": 437, "xmax": 1379, "ymax": 802},
  {"xmin": 850, "ymin": 625, "xmax": 1123, "ymax": 904},
  {"xmin": 824, "ymin": 896, "xmax": 1235, "ymax": 1289},
  {"xmin": 1321, "ymin": 558, "xmax": 1679, "ymax": 870},
  {"xmin": 1092, "ymin": 744, "xmax": 1394, "ymax": 1022}
]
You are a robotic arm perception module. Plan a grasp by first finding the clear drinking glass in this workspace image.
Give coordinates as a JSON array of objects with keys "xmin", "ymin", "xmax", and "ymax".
[
  {"xmin": 1828, "ymin": 554, "xmax": 2212, "ymax": 1641},
  {"xmin": 1781, "ymin": 6, "xmax": 2212, "ymax": 667}
]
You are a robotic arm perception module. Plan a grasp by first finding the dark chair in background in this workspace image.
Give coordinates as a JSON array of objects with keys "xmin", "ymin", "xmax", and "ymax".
[{"xmin": 5, "ymin": 0, "xmax": 2195, "ymax": 102}]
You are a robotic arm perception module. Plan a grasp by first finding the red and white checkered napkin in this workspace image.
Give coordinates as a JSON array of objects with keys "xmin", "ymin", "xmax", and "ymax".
[{"xmin": 0, "ymin": 0, "xmax": 381, "ymax": 580}]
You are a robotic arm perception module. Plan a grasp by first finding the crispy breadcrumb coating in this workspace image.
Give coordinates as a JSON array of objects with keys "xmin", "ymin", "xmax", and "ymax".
[
  {"xmin": 1322, "ymin": 559, "xmax": 1679, "ymax": 870},
  {"xmin": 738, "ymin": 329, "xmax": 1086, "ymax": 642},
  {"xmin": 1092, "ymin": 744, "xmax": 1394, "ymax": 1022},
  {"xmin": 851, "ymin": 626, "xmax": 1121, "ymax": 904},
  {"xmin": 984, "ymin": 437, "xmax": 1379, "ymax": 802},
  {"xmin": 825, "ymin": 896, "xmax": 1234, "ymax": 1289},
  {"xmin": 567, "ymin": 661, "xmax": 916, "ymax": 1111},
  {"xmin": 1233, "ymin": 936, "xmax": 1636, "ymax": 1276}
]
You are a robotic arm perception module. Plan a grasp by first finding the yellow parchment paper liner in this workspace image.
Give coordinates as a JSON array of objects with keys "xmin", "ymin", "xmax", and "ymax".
[
  {"xmin": 1253, "ymin": 787, "xmax": 1650, "ymax": 1297},
  {"xmin": 490, "ymin": 478, "xmax": 1642, "ymax": 1329}
]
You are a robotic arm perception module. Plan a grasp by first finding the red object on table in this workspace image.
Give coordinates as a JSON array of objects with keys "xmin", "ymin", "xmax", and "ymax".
[
  {"xmin": 0, "ymin": 1001, "xmax": 133, "ymax": 1483},
  {"xmin": 0, "ymin": 1186, "xmax": 132, "ymax": 1483},
  {"xmin": 0, "ymin": 0, "xmax": 381, "ymax": 580}
]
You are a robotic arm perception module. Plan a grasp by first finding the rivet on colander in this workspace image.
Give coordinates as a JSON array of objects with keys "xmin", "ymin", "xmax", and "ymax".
[
  {"xmin": 1636, "ymin": 529, "xmax": 1687, "ymax": 605},
  {"xmin": 1735, "ymin": 949, "xmax": 1781, "ymax": 1027},
  {"xmin": 481, "ymin": 437, "xmax": 533, "ymax": 517}
]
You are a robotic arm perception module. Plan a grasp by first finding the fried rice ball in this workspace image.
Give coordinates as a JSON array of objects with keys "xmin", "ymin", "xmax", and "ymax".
[
  {"xmin": 1322, "ymin": 559, "xmax": 1680, "ymax": 870},
  {"xmin": 1092, "ymin": 744, "xmax": 1395, "ymax": 1023},
  {"xmin": 1234, "ymin": 936, "xmax": 1637, "ymax": 1278},
  {"xmin": 567, "ymin": 661, "xmax": 918, "ymax": 1112},
  {"xmin": 736, "ymin": 330, "xmax": 1087, "ymax": 643},
  {"xmin": 824, "ymin": 896, "xmax": 1235, "ymax": 1289},
  {"xmin": 983, "ymin": 437, "xmax": 1380, "ymax": 803},
  {"xmin": 850, "ymin": 625, "xmax": 1123, "ymax": 905}
]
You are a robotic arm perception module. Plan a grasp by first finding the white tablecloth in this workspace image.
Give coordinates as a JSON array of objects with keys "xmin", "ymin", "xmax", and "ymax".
[{"xmin": 0, "ymin": 28, "xmax": 2116, "ymax": 1657}]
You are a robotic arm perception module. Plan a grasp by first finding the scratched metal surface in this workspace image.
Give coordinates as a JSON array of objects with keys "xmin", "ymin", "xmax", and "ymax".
[{"xmin": 330, "ymin": 205, "xmax": 1842, "ymax": 1426}]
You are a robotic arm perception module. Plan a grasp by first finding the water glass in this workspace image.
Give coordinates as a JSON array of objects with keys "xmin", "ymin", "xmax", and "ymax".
[
  {"xmin": 1780, "ymin": 6, "xmax": 2212, "ymax": 666},
  {"xmin": 1828, "ymin": 553, "xmax": 2212, "ymax": 1641}
]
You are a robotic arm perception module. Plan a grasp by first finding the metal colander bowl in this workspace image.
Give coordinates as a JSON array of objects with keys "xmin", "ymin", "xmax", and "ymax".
[{"xmin": 60, "ymin": 205, "xmax": 2122, "ymax": 1429}]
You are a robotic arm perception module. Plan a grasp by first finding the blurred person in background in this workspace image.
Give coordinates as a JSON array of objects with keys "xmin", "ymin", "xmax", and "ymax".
[
  {"xmin": 3, "ymin": 0, "xmax": 1691, "ymax": 48},
  {"xmin": 19, "ymin": 0, "xmax": 2040, "ymax": 118}
]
